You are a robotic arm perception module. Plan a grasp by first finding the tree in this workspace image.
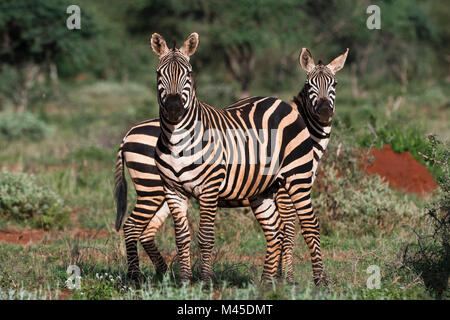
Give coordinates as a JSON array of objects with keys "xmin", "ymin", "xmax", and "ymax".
[
  {"xmin": 0, "ymin": 0, "xmax": 97, "ymax": 110},
  {"xmin": 188, "ymin": 0, "xmax": 310, "ymax": 97}
]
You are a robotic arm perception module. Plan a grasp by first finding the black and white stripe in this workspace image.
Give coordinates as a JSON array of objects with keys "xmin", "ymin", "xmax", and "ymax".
[{"xmin": 152, "ymin": 33, "xmax": 323, "ymax": 284}]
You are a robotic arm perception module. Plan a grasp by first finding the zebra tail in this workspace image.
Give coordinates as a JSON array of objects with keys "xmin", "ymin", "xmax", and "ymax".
[{"xmin": 114, "ymin": 144, "xmax": 127, "ymax": 231}]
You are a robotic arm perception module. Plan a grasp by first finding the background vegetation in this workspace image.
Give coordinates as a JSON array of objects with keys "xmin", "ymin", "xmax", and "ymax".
[{"xmin": 0, "ymin": 0, "xmax": 448, "ymax": 299}]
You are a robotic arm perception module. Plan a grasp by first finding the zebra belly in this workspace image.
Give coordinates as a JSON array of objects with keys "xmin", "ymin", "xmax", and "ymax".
[
  {"xmin": 156, "ymin": 149, "xmax": 227, "ymax": 199},
  {"xmin": 217, "ymin": 164, "xmax": 281, "ymax": 201}
]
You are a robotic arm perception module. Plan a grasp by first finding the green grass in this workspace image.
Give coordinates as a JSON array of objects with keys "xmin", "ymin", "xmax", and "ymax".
[
  {"xmin": 0, "ymin": 79, "xmax": 447, "ymax": 300},
  {"xmin": 0, "ymin": 231, "xmax": 436, "ymax": 299}
]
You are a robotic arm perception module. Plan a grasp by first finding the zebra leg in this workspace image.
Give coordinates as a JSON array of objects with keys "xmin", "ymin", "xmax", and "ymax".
[
  {"xmin": 139, "ymin": 201, "xmax": 171, "ymax": 275},
  {"xmin": 123, "ymin": 212, "xmax": 147, "ymax": 283},
  {"xmin": 123, "ymin": 194, "xmax": 165, "ymax": 282},
  {"xmin": 198, "ymin": 193, "xmax": 219, "ymax": 284},
  {"xmin": 284, "ymin": 173, "xmax": 327, "ymax": 286},
  {"xmin": 249, "ymin": 192, "xmax": 283, "ymax": 282},
  {"xmin": 275, "ymin": 188, "xmax": 297, "ymax": 283},
  {"xmin": 164, "ymin": 187, "xmax": 192, "ymax": 282}
]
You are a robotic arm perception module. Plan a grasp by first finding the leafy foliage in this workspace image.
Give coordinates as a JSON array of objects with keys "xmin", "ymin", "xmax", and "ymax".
[
  {"xmin": 402, "ymin": 138, "xmax": 449, "ymax": 299},
  {"xmin": 129, "ymin": 0, "xmax": 447, "ymax": 86},
  {"xmin": 0, "ymin": 110, "xmax": 49, "ymax": 140},
  {"xmin": 0, "ymin": 0, "xmax": 101, "ymax": 109},
  {"xmin": 0, "ymin": 0, "xmax": 97, "ymax": 66},
  {"xmin": 0, "ymin": 171, "xmax": 69, "ymax": 229}
]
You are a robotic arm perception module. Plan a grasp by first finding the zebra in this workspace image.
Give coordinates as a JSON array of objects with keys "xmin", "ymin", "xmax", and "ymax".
[
  {"xmin": 278, "ymin": 47, "xmax": 349, "ymax": 279},
  {"xmin": 115, "ymin": 34, "xmax": 348, "ymax": 284}
]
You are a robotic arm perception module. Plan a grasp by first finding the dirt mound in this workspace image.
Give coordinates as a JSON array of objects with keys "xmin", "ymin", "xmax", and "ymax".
[{"xmin": 361, "ymin": 145, "xmax": 438, "ymax": 195}]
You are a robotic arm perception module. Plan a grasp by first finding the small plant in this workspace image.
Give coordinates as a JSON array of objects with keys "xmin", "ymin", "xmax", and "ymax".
[
  {"xmin": 402, "ymin": 137, "xmax": 449, "ymax": 299},
  {"xmin": 72, "ymin": 272, "xmax": 125, "ymax": 300},
  {"xmin": 0, "ymin": 171, "xmax": 70, "ymax": 230},
  {"xmin": 0, "ymin": 110, "xmax": 49, "ymax": 140}
]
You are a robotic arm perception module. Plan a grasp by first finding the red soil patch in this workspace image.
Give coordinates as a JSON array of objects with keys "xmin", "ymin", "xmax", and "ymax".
[
  {"xmin": 360, "ymin": 144, "xmax": 438, "ymax": 195},
  {"xmin": 0, "ymin": 228, "xmax": 46, "ymax": 245},
  {"xmin": 0, "ymin": 227, "xmax": 109, "ymax": 245}
]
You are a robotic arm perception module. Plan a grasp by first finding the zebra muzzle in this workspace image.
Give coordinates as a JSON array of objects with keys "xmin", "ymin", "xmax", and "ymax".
[
  {"xmin": 317, "ymin": 100, "xmax": 333, "ymax": 123},
  {"xmin": 162, "ymin": 94, "xmax": 185, "ymax": 123}
]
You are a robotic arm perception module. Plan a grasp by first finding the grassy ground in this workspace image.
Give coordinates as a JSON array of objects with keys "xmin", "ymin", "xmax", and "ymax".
[{"xmin": 0, "ymin": 77, "xmax": 448, "ymax": 300}]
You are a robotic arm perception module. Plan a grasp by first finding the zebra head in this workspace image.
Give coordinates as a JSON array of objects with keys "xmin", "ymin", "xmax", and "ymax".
[
  {"xmin": 151, "ymin": 32, "xmax": 199, "ymax": 124},
  {"xmin": 299, "ymin": 48, "xmax": 349, "ymax": 124}
]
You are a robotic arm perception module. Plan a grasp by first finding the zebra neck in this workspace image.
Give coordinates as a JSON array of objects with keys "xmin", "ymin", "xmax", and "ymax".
[{"xmin": 293, "ymin": 87, "xmax": 332, "ymax": 177}]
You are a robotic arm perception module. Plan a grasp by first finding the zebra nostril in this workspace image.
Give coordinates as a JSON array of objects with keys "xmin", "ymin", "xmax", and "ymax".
[
  {"xmin": 316, "ymin": 99, "xmax": 333, "ymax": 121},
  {"xmin": 317, "ymin": 99, "xmax": 328, "ymax": 109},
  {"xmin": 162, "ymin": 93, "xmax": 185, "ymax": 123},
  {"xmin": 163, "ymin": 94, "xmax": 183, "ymax": 108}
]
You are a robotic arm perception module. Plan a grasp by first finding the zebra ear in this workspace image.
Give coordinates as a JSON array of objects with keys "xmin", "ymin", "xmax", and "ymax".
[
  {"xmin": 299, "ymin": 48, "xmax": 315, "ymax": 73},
  {"xmin": 327, "ymin": 48, "xmax": 349, "ymax": 74},
  {"xmin": 151, "ymin": 33, "xmax": 169, "ymax": 56},
  {"xmin": 180, "ymin": 33, "xmax": 199, "ymax": 57}
]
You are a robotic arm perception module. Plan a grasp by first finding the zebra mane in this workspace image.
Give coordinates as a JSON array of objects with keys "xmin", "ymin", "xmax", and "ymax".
[
  {"xmin": 293, "ymin": 85, "xmax": 309, "ymax": 109},
  {"xmin": 191, "ymin": 71, "xmax": 197, "ymax": 92}
]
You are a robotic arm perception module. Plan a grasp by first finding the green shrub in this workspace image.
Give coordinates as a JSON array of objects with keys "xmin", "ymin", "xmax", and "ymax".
[
  {"xmin": 402, "ymin": 138, "xmax": 449, "ymax": 299},
  {"xmin": 0, "ymin": 65, "xmax": 21, "ymax": 108},
  {"xmin": 315, "ymin": 165, "xmax": 419, "ymax": 237},
  {"xmin": 0, "ymin": 171, "xmax": 69, "ymax": 230},
  {"xmin": 0, "ymin": 110, "xmax": 49, "ymax": 140}
]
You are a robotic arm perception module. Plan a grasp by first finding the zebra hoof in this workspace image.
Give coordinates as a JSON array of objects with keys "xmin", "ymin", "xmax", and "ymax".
[
  {"xmin": 128, "ymin": 270, "xmax": 146, "ymax": 285},
  {"xmin": 179, "ymin": 272, "xmax": 193, "ymax": 284},
  {"xmin": 313, "ymin": 272, "xmax": 328, "ymax": 287},
  {"xmin": 200, "ymin": 272, "xmax": 215, "ymax": 288},
  {"xmin": 201, "ymin": 278, "xmax": 214, "ymax": 289},
  {"xmin": 152, "ymin": 267, "xmax": 167, "ymax": 282},
  {"xmin": 285, "ymin": 277, "xmax": 295, "ymax": 285},
  {"xmin": 155, "ymin": 264, "xmax": 168, "ymax": 275}
]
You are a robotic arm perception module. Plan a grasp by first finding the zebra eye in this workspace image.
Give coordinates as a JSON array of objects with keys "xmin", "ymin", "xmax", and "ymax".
[{"xmin": 156, "ymin": 71, "xmax": 161, "ymax": 77}]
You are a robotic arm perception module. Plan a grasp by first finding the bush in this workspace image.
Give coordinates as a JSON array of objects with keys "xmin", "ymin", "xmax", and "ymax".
[
  {"xmin": 0, "ymin": 171, "xmax": 69, "ymax": 230},
  {"xmin": 402, "ymin": 138, "xmax": 449, "ymax": 299},
  {"xmin": 0, "ymin": 111, "xmax": 49, "ymax": 140},
  {"xmin": 0, "ymin": 65, "xmax": 22, "ymax": 108}
]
